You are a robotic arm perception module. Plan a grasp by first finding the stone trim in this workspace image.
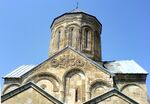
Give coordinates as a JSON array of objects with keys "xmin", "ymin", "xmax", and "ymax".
[
  {"xmin": 1, "ymin": 82, "xmax": 64, "ymax": 104},
  {"xmin": 2, "ymin": 83, "xmax": 20, "ymax": 94},
  {"xmin": 89, "ymin": 78, "xmax": 112, "ymax": 90},
  {"xmin": 23, "ymin": 72, "xmax": 61, "ymax": 85},
  {"xmin": 120, "ymin": 83, "xmax": 145, "ymax": 92}
]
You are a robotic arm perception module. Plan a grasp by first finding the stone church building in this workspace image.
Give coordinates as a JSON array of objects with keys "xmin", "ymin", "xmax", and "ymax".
[{"xmin": 1, "ymin": 9, "xmax": 149, "ymax": 104}]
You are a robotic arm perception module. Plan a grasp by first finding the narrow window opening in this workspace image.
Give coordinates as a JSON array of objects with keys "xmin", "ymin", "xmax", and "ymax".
[
  {"xmin": 70, "ymin": 28, "xmax": 74, "ymax": 46},
  {"xmin": 85, "ymin": 29, "xmax": 89, "ymax": 48},
  {"xmin": 75, "ymin": 88, "xmax": 78, "ymax": 102},
  {"xmin": 57, "ymin": 30, "xmax": 61, "ymax": 49}
]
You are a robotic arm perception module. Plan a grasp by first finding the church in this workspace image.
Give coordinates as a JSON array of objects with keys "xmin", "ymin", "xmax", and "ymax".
[{"xmin": 1, "ymin": 8, "xmax": 149, "ymax": 104}]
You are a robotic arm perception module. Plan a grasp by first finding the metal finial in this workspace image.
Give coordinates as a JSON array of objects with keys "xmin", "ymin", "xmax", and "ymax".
[{"xmin": 76, "ymin": 2, "xmax": 79, "ymax": 9}]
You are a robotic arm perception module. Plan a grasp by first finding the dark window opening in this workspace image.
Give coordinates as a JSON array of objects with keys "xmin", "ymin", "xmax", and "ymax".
[
  {"xmin": 70, "ymin": 28, "xmax": 74, "ymax": 46},
  {"xmin": 85, "ymin": 30, "xmax": 89, "ymax": 48},
  {"xmin": 57, "ymin": 30, "xmax": 61, "ymax": 49},
  {"xmin": 75, "ymin": 88, "xmax": 78, "ymax": 102}
]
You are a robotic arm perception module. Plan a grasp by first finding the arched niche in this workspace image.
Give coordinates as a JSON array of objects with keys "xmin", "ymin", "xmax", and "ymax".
[
  {"xmin": 54, "ymin": 26, "xmax": 64, "ymax": 50},
  {"xmin": 36, "ymin": 78, "xmax": 55, "ymax": 95},
  {"xmin": 3, "ymin": 83, "xmax": 20, "ymax": 94},
  {"xmin": 23, "ymin": 72, "xmax": 61, "ymax": 96},
  {"xmin": 63, "ymin": 68, "xmax": 85, "ymax": 104},
  {"xmin": 121, "ymin": 84, "xmax": 146, "ymax": 104},
  {"xmin": 81, "ymin": 25, "xmax": 93, "ymax": 50},
  {"xmin": 66, "ymin": 24, "xmax": 80, "ymax": 49},
  {"xmin": 89, "ymin": 79, "xmax": 110, "ymax": 98}
]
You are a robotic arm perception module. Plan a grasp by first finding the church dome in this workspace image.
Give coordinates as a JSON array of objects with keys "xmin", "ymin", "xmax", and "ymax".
[
  {"xmin": 49, "ymin": 9, "xmax": 102, "ymax": 61},
  {"xmin": 68, "ymin": 8, "xmax": 84, "ymax": 13}
]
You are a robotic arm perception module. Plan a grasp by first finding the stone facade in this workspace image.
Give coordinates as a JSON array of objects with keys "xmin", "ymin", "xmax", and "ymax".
[{"xmin": 1, "ymin": 9, "xmax": 149, "ymax": 104}]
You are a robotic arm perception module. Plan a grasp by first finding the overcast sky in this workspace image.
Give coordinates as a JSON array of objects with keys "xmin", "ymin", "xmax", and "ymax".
[{"xmin": 0, "ymin": 0, "xmax": 150, "ymax": 95}]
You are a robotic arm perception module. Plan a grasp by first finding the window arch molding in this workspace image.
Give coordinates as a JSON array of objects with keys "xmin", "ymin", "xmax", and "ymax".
[
  {"xmin": 81, "ymin": 25, "xmax": 93, "ymax": 49},
  {"xmin": 54, "ymin": 26, "xmax": 64, "ymax": 38},
  {"xmin": 62, "ymin": 68, "xmax": 86, "ymax": 84},
  {"xmin": 120, "ymin": 83, "xmax": 146, "ymax": 104},
  {"xmin": 2, "ymin": 83, "xmax": 20, "ymax": 94},
  {"xmin": 89, "ymin": 79, "xmax": 111, "ymax": 98},
  {"xmin": 23, "ymin": 72, "xmax": 62, "ymax": 85},
  {"xmin": 62, "ymin": 68, "xmax": 86, "ymax": 103},
  {"xmin": 120, "ymin": 83, "xmax": 144, "ymax": 92},
  {"xmin": 35, "ymin": 77, "xmax": 59, "ymax": 92},
  {"xmin": 54, "ymin": 26, "xmax": 64, "ymax": 50},
  {"xmin": 66, "ymin": 24, "xmax": 81, "ymax": 48},
  {"xmin": 66, "ymin": 23, "xmax": 80, "ymax": 29},
  {"xmin": 23, "ymin": 72, "xmax": 62, "ymax": 93},
  {"xmin": 89, "ymin": 78, "xmax": 111, "ymax": 91}
]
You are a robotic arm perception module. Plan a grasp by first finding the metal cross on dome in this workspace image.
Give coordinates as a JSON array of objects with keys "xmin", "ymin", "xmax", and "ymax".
[{"xmin": 76, "ymin": 2, "xmax": 79, "ymax": 9}]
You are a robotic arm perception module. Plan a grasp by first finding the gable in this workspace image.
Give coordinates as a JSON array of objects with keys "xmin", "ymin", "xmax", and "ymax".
[
  {"xmin": 1, "ymin": 82, "xmax": 63, "ymax": 104},
  {"xmin": 3, "ymin": 47, "xmax": 112, "ymax": 80},
  {"xmin": 96, "ymin": 95, "xmax": 131, "ymax": 104},
  {"xmin": 83, "ymin": 89, "xmax": 138, "ymax": 104},
  {"xmin": 21, "ymin": 46, "xmax": 112, "ymax": 79},
  {"xmin": 20, "ymin": 47, "xmax": 113, "ymax": 87},
  {"xmin": 2, "ymin": 88, "xmax": 56, "ymax": 104}
]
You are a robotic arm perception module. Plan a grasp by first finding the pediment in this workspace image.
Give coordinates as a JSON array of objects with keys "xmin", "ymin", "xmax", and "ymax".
[
  {"xmin": 1, "ymin": 82, "xmax": 63, "ymax": 104},
  {"xmin": 47, "ymin": 46, "xmax": 109, "ymax": 71},
  {"xmin": 22, "ymin": 46, "xmax": 113, "ymax": 79},
  {"xmin": 83, "ymin": 88, "xmax": 138, "ymax": 104}
]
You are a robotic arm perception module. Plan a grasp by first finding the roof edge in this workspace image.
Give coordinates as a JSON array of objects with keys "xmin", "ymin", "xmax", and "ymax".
[
  {"xmin": 1, "ymin": 82, "xmax": 64, "ymax": 104},
  {"xmin": 83, "ymin": 88, "xmax": 138, "ymax": 104},
  {"xmin": 50, "ymin": 11, "xmax": 102, "ymax": 28}
]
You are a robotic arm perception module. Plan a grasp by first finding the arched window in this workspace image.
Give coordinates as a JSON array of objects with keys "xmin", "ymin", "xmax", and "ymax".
[
  {"xmin": 57, "ymin": 30, "xmax": 61, "ymax": 49},
  {"xmin": 64, "ymin": 69, "xmax": 85, "ymax": 103},
  {"xmin": 84, "ymin": 29, "xmax": 89, "ymax": 48}
]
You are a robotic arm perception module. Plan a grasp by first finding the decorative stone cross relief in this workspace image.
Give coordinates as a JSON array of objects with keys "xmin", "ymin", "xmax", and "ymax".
[{"xmin": 51, "ymin": 54, "xmax": 84, "ymax": 68}]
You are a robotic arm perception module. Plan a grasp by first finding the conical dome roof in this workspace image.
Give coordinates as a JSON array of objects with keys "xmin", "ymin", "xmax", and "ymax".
[
  {"xmin": 50, "ymin": 9, "xmax": 101, "ymax": 28},
  {"xmin": 68, "ymin": 8, "xmax": 85, "ymax": 13}
]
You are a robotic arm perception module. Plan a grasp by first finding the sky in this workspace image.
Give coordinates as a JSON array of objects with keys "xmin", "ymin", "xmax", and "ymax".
[{"xmin": 0, "ymin": 0, "xmax": 150, "ymax": 96}]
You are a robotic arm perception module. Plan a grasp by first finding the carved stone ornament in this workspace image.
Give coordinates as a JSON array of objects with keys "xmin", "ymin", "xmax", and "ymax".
[
  {"xmin": 51, "ymin": 59, "xmax": 59, "ymax": 67},
  {"xmin": 51, "ymin": 55, "xmax": 84, "ymax": 68},
  {"xmin": 76, "ymin": 59, "xmax": 84, "ymax": 67}
]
